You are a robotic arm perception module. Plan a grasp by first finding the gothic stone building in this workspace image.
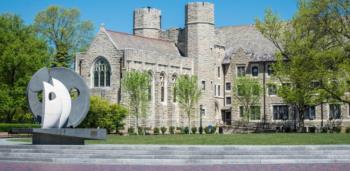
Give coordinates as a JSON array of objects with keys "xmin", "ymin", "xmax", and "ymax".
[{"xmin": 76, "ymin": 2, "xmax": 350, "ymax": 131}]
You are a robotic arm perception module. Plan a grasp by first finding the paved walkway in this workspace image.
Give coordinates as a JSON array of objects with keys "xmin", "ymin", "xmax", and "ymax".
[
  {"xmin": 0, "ymin": 138, "xmax": 28, "ymax": 145},
  {"xmin": 1, "ymin": 162, "xmax": 349, "ymax": 171}
]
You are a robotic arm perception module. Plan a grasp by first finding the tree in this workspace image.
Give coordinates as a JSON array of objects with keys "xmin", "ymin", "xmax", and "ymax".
[
  {"xmin": 175, "ymin": 75, "xmax": 201, "ymax": 133},
  {"xmin": 121, "ymin": 70, "xmax": 150, "ymax": 135},
  {"xmin": 232, "ymin": 77, "xmax": 262, "ymax": 122},
  {"xmin": 79, "ymin": 96, "xmax": 127, "ymax": 133},
  {"xmin": 255, "ymin": 0, "xmax": 350, "ymax": 131},
  {"xmin": 0, "ymin": 14, "xmax": 49, "ymax": 123},
  {"xmin": 34, "ymin": 6, "xmax": 94, "ymax": 67}
]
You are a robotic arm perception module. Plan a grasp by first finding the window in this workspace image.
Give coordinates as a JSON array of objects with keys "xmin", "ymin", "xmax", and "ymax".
[
  {"xmin": 267, "ymin": 64, "xmax": 273, "ymax": 76},
  {"xmin": 172, "ymin": 75, "xmax": 177, "ymax": 102},
  {"xmin": 93, "ymin": 58, "xmax": 111, "ymax": 87},
  {"xmin": 273, "ymin": 105, "xmax": 289, "ymax": 120},
  {"xmin": 160, "ymin": 73, "xmax": 165, "ymax": 102},
  {"xmin": 225, "ymin": 82, "xmax": 231, "ymax": 91},
  {"xmin": 237, "ymin": 66, "xmax": 246, "ymax": 77},
  {"xmin": 237, "ymin": 85, "xmax": 244, "ymax": 96},
  {"xmin": 304, "ymin": 106, "xmax": 316, "ymax": 120},
  {"xmin": 239, "ymin": 106, "xmax": 244, "ymax": 117},
  {"xmin": 250, "ymin": 106, "xmax": 261, "ymax": 120},
  {"xmin": 329, "ymin": 104, "xmax": 341, "ymax": 120},
  {"xmin": 201, "ymin": 80, "xmax": 206, "ymax": 90},
  {"xmin": 225, "ymin": 96, "xmax": 231, "ymax": 105},
  {"xmin": 218, "ymin": 85, "xmax": 221, "ymax": 96},
  {"xmin": 252, "ymin": 66, "xmax": 259, "ymax": 77},
  {"xmin": 148, "ymin": 72, "xmax": 153, "ymax": 101},
  {"xmin": 217, "ymin": 67, "xmax": 220, "ymax": 78},
  {"xmin": 268, "ymin": 84, "xmax": 277, "ymax": 95}
]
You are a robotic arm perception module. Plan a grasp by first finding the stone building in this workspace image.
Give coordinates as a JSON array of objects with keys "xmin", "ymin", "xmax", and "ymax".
[{"xmin": 76, "ymin": 2, "xmax": 350, "ymax": 131}]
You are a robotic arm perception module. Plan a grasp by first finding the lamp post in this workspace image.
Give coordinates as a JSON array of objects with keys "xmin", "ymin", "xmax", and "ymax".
[{"xmin": 200, "ymin": 104, "xmax": 203, "ymax": 134}]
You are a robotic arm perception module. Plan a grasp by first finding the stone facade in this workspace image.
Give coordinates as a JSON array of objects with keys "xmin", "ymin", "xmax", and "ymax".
[{"xmin": 76, "ymin": 2, "xmax": 350, "ymax": 130}]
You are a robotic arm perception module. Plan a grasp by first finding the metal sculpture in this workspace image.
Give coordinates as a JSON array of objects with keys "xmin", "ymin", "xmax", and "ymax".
[{"xmin": 27, "ymin": 67, "xmax": 90, "ymax": 128}]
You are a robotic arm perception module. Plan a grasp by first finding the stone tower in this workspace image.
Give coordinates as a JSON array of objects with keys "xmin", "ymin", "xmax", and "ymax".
[
  {"xmin": 133, "ymin": 7, "xmax": 161, "ymax": 39},
  {"xmin": 185, "ymin": 2, "xmax": 216, "ymax": 126}
]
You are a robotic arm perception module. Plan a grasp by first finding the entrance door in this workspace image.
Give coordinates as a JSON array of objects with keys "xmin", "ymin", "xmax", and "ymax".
[{"xmin": 221, "ymin": 111, "xmax": 231, "ymax": 125}]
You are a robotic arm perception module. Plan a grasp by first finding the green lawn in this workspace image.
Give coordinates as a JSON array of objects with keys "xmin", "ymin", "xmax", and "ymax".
[
  {"xmin": 86, "ymin": 133, "xmax": 350, "ymax": 145},
  {"xmin": 8, "ymin": 133, "xmax": 350, "ymax": 145}
]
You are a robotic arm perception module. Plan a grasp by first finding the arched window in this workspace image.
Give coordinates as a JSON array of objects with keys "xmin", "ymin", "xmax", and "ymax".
[
  {"xmin": 148, "ymin": 71, "xmax": 153, "ymax": 101},
  {"xmin": 172, "ymin": 74, "xmax": 177, "ymax": 103},
  {"xmin": 93, "ymin": 58, "xmax": 111, "ymax": 87},
  {"xmin": 160, "ymin": 72, "xmax": 165, "ymax": 102}
]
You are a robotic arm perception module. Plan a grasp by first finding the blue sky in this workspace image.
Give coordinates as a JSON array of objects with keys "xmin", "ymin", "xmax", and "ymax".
[{"xmin": 1, "ymin": 0, "xmax": 298, "ymax": 34}]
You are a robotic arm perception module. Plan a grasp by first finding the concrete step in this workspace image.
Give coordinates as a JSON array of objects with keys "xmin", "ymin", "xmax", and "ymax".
[
  {"xmin": 1, "ymin": 145, "xmax": 350, "ymax": 165},
  {"xmin": 2, "ymin": 152, "xmax": 350, "ymax": 159},
  {"xmin": 2, "ymin": 148, "xmax": 350, "ymax": 156},
  {"xmin": 2, "ymin": 157, "xmax": 350, "ymax": 165}
]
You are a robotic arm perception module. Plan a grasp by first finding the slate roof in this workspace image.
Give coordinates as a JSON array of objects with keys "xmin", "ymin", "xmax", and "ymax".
[
  {"xmin": 105, "ymin": 29, "xmax": 181, "ymax": 56},
  {"xmin": 216, "ymin": 25, "xmax": 277, "ymax": 64}
]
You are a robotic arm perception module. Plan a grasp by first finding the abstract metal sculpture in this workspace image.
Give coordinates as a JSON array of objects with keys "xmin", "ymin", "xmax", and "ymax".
[
  {"xmin": 27, "ymin": 67, "xmax": 90, "ymax": 128},
  {"xmin": 26, "ymin": 67, "xmax": 106, "ymax": 144}
]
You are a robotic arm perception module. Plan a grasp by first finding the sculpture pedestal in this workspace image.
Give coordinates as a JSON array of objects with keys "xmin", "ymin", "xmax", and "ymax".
[{"xmin": 31, "ymin": 128, "xmax": 106, "ymax": 145}]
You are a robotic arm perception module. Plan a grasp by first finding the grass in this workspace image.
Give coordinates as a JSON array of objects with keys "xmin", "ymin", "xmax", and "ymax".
[
  {"xmin": 9, "ymin": 133, "xmax": 350, "ymax": 145},
  {"xmin": 87, "ymin": 133, "xmax": 350, "ymax": 145}
]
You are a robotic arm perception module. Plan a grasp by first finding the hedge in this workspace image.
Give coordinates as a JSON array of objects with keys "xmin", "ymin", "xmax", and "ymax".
[{"xmin": 0, "ymin": 123, "xmax": 40, "ymax": 132}]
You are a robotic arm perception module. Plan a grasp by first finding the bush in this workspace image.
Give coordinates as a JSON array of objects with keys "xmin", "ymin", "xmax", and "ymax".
[
  {"xmin": 211, "ymin": 126, "xmax": 217, "ymax": 134},
  {"xmin": 0, "ymin": 123, "xmax": 40, "ymax": 132},
  {"xmin": 191, "ymin": 127, "xmax": 197, "ymax": 134},
  {"xmin": 204, "ymin": 126, "xmax": 210, "ymax": 134},
  {"xmin": 79, "ymin": 96, "xmax": 127, "ymax": 134},
  {"xmin": 169, "ymin": 126, "xmax": 175, "ymax": 134},
  {"xmin": 128, "ymin": 127, "xmax": 135, "ymax": 135},
  {"xmin": 333, "ymin": 127, "xmax": 341, "ymax": 133},
  {"xmin": 183, "ymin": 127, "xmax": 189, "ymax": 134},
  {"xmin": 153, "ymin": 127, "xmax": 160, "ymax": 135},
  {"xmin": 138, "ymin": 127, "xmax": 144, "ymax": 135},
  {"xmin": 161, "ymin": 127, "xmax": 167, "ymax": 135},
  {"xmin": 346, "ymin": 127, "xmax": 350, "ymax": 133}
]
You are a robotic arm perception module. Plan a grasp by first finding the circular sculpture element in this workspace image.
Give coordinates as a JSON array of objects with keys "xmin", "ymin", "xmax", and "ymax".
[{"xmin": 27, "ymin": 67, "xmax": 90, "ymax": 128}]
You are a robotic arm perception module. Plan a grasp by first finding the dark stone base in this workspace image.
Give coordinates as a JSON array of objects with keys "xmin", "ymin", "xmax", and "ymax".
[{"xmin": 31, "ymin": 128, "xmax": 106, "ymax": 145}]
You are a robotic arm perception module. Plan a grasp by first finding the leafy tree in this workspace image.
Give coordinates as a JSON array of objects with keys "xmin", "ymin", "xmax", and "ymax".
[
  {"xmin": 232, "ymin": 77, "xmax": 262, "ymax": 122},
  {"xmin": 34, "ymin": 6, "xmax": 94, "ymax": 67},
  {"xmin": 255, "ymin": 0, "xmax": 350, "ymax": 131},
  {"xmin": 175, "ymin": 75, "xmax": 201, "ymax": 133},
  {"xmin": 79, "ymin": 96, "xmax": 127, "ymax": 133},
  {"xmin": 0, "ymin": 14, "xmax": 49, "ymax": 123},
  {"xmin": 122, "ymin": 70, "xmax": 150, "ymax": 135}
]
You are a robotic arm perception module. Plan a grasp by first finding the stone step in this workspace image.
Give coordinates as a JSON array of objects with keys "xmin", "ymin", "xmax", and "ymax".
[
  {"xmin": 2, "ymin": 145, "xmax": 350, "ymax": 151},
  {"xmin": 2, "ymin": 157, "xmax": 350, "ymax": 165},
  {"xmin": 1, "ymin": 152, "xmax": 350, "ymax": 160},
  {"xmin": 2, "ymin": 148, "xmax": 350, "ymax": 155}
]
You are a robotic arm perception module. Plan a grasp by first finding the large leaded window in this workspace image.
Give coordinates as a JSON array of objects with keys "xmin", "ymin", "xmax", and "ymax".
[
  {"xmin": 273, "ymin": 105, "xmax": 289, "ymax": 120},
  {"xmin": 93, "ymin": 58, "xmax": 111, "ymax": 87},
  {"xmin": 329, "ymin": 104, "xmax": 341, "ymax": 120},
  {"xmin": 160, "ymin": 72, "xmax": 165, "ymax": 102}
]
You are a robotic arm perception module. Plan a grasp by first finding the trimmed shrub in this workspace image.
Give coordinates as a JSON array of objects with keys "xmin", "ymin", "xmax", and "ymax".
[
  {"xmin": 211, "ymin": 126, "xmax": 217, "ymax": 134},
  {"xmin": 333, "ymin": 127, "xmax": 341, "ymax": 133},
  {"xmin": 204, "ymin": 126, "xmax": 210, "ymax": 134},
  {"xmin": 191, "ymin": 127, "xmax": 197, "ymax": 134},
  {"xmin": 183, "ymin": 127, "xmax": 189, "ymax": 134},
  {"xmin": 137, "ymin": 127, "xmax": 144, "ymax": 135},
  {"xmin": 161, "ymin": 127, "xmax": 167, "ymax": 135},
  {"xmin": 0, "ymin": 123, "xmax": 40, "ymax": 132},
  {"xmin": 128, "ymin": 127, "xmax": 135, "ymax": 135},
  {"xmin": 169, "ymin": 126, "xmax": 175, "ymax": 134},
  {"xmin": 346, "ymin": 127, "xmax": 350, "ymax": 133},
  {"xmin": 153, "ymin": 127, "xmax": 160, "ymax": 135}
]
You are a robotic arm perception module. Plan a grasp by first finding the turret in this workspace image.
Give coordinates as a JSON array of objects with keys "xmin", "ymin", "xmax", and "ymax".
[{"xmin": 133, "ymin": 7, "xmax": 161, "ymax": 39}]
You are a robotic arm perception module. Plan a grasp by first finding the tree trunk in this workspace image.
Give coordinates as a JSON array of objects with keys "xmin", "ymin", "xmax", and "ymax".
[
  {"xmin": 298, "ymin": 107, "xmax": 305, "ymax": 133},
  {"xmin": 187, "ymin": 111, "xmax": 191, "ymax": 134}
]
